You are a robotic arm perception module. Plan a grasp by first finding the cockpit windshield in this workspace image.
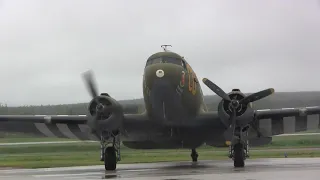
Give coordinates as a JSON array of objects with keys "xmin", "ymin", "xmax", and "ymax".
[
  {"xmin": 146, "ymin": 57, "xmax": 162, "ymax": 65},
  {"xmin": 146, "ymin": 57, "xmax": 184, "ymax": 67}
]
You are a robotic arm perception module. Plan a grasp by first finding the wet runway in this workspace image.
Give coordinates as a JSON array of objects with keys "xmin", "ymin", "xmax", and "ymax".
[{"xmin": 1, "ymin": 158, "xmax": 320, "ymax": 180}]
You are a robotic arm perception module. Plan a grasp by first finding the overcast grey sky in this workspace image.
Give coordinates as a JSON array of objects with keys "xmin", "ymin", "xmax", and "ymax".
[{"xmin": 0, "ymin": 0, "xmax": 320, "ymax": 106}]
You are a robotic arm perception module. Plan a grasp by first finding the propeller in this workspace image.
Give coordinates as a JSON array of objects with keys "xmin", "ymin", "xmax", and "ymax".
[
  {"xmin": 202, "ymin": 78, "xmax": 231, "ymax": 101},
  {"xmin": 202, "ymin": 78, "xmax": 274, "ymax": 144},
  {"xmin": 82, "ymin": 70, "xmax": 99, "ymax": 99},
  {"xmin": 82, "ymin": 70, "xmax": 112, "ymax": 131},
  {"xmin": 239, "ymin": 88, "xmax": 274, "ymax": 105}
]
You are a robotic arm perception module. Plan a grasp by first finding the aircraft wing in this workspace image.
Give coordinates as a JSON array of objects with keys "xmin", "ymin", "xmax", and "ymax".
[
  {"xmin": 0, "ymin": 114, "xmax": 150, "ymax": 141},
  {"xmin": 0, "ymin": 115, "xmax": 88, "ymax": 124},
  {"xmin": 194, "ymin": 106, "xmax": 320, "ymax": 137},
  {"xmin": 254, "ymin": 106, "xmax": 320, "ymax": 136}
]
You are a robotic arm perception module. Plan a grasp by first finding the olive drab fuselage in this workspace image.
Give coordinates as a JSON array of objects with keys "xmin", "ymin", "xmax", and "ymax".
[{"xmin": 142, "ymin": 51, "xmax": 207, "ymax": 124}]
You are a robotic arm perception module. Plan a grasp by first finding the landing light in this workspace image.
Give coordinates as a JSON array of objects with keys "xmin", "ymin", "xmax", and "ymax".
[{"xmin": 156, "ymin": 69, "xmax": 164, "ymax": 78}]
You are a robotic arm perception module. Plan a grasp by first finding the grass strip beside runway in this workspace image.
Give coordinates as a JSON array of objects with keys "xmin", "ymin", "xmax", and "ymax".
[
  {"xmin": 2, "ymin": 133, "xmax": 320, "ymax": 147},
  {"xmin": 1, "ymin": 133, "xmax": 320, "ymax": 168},
  {"xmin": 1, "ymin": 129, "xmax": 320, "ymax": 144},
  {"xmin": 1, "ymin": 147, "xmax": 320, "ymax": 168},
  {"xmin": 1, "ymin": 134, "xmax": 320, "ymax": 168}
]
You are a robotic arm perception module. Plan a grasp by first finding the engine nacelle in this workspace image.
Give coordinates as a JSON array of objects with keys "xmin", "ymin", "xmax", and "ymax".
[
  {"xmin": 87, "ymin": 94, "xmax": 124, "ymax": 133},
  {"xmin": 218, "ymin": 90, "xmax": 255, "ymax": 128}
]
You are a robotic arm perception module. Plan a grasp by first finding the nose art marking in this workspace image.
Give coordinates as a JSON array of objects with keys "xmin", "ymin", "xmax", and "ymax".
[{"xmin": 156, "ymin": 69, "xmax": 164, "ymax": 78}]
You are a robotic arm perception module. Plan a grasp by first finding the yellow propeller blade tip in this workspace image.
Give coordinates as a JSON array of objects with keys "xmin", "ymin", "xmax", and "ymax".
[
  {"xmin": 270, "ymin": 88, "xmax": 275, "ymax": 94},
  {"xmin": 202, "ymin": 78, "xmax": 208, "ymax": 83}
]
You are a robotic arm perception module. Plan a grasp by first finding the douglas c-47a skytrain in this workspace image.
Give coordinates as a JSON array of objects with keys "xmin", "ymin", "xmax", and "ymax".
[{"xmin": 1, "ymin": 45, "xmax": 320, "ymax": 170}]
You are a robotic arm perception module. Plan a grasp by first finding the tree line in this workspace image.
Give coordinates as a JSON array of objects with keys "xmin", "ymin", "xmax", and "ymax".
[{"xmin": 1, "ymin": 91, "xmax": 320, "ymax": 115}]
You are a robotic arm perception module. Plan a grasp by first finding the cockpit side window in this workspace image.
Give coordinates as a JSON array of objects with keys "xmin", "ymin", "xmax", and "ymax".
[{"xmin": 181, "ymin": 59, "xmax": 187, "ymax": 69}]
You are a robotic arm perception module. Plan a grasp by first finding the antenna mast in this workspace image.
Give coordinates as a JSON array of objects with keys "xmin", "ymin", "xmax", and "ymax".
[{"xmin": 161, "ymin": 45, "xmax": 172, "ymax": 52}]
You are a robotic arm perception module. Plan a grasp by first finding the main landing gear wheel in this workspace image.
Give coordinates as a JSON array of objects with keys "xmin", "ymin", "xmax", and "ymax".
[
  {"xmin": 233, "ymin": 143, "xmax": 245, "ymax": 168},
  {"xmin": 100, "ymin": 132, "xmax": 121, "ymax": 171},
  {"xmin": 104, "ymin": 147, "xmax": 117, "ymax": 170},
  {"xmin": 191, "ymin": 149, "xmax": 198, "ymax": 162}
]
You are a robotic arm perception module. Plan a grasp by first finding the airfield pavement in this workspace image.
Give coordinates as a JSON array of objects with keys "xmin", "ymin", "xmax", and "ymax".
[{"xmin": 1, "ymin": 158, "xmax": 320, "ymax": 180}]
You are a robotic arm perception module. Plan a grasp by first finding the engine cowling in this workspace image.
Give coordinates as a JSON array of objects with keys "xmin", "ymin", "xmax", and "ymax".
[
  {"xmin": 202, "ymin": 77, "xmax": 275, "ymax": 142},
  {"xmin": 218, "ymin": 89, "xmax": 255, "ymax": 128},
  {"xmin": 87, "ymin": 94, "xmax": 124, "ymax": 133}
]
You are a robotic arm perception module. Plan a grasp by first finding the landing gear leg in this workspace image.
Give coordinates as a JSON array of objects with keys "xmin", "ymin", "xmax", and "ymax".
[
  {"xmin": 191, "ymin": 148, "xmax": 198, "ymax": 162},
  {"xmin": 100, "ymin": 131, "xmax": 121, "ymax": 171}
]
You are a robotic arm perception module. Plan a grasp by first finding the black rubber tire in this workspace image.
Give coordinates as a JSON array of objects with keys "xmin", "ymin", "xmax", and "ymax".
[
  {"xmin": 191, "ymin": 149, "xmax": 198, "ymax": 162},
  {"xmin": 233, "ymin": 143, "xmax": 245, "ymax": 168},
  {"xmin": 104, "ymin": 147, "xmax": 117, "ymax": 170},
  {"xmin": 192, "ymin": 156, "xmax": 198, "ymax": 162}
]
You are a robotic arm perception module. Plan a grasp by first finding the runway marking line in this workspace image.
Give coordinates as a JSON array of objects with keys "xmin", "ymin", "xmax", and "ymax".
[
  {"xmin": 33, "ymin": 172, "xmax": 102, "ymax": 177},
  {"xmin": 32, "ymin": 168, "xmax": 159, "ymax": 178}
]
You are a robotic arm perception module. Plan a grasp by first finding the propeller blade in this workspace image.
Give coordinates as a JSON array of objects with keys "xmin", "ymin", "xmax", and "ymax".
[
  {"xmin": 224, "ymin": 108, "xmax": 237, "ymax": 142},
  {"xmin": 88, "ymin": 114, "xmax": 99, "ymax": 133},
  {"xmin": 82, "ymin": 70, "xmax": 99, "ymax": 99},
  {"xmin": 239, "ymin": 88, "xmax": 274, "ymax": 105},
  {"xmin": 202, "ymin": 78, "xmax": 231, "ymax": 101},
  {"xmin": 249, "ymin": 121, "xmax": 263, "ymax": 138}
]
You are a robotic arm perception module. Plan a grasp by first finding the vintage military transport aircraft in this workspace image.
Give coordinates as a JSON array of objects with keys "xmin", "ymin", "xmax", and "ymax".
[{"xmin": 1, "ymin": 45, "xmax": 320, "ymax": 170}]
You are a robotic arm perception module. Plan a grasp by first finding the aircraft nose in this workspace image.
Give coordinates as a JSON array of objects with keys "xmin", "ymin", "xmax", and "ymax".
[
  {"xmin": 150, "ymin": 78, "xmax": 177, "ymax": 121},
  {"xmin": 155, "ymin": 69, "xmax": 165, "ymax": 78},
  {"xmin": 144, "ymin": 63, "xmax": 183, "ymax": 90}
]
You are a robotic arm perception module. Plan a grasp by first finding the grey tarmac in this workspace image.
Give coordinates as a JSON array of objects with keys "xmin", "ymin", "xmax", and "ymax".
[{"xmin": 1, "ymin": 158, "xmax": 320, "ymax": 180}]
